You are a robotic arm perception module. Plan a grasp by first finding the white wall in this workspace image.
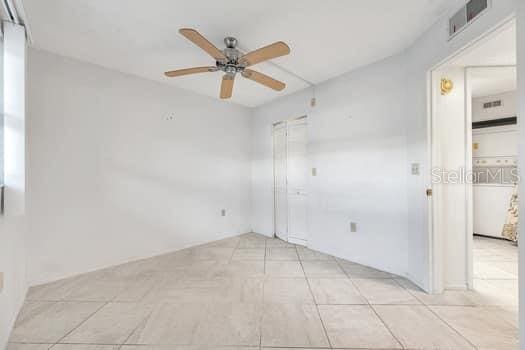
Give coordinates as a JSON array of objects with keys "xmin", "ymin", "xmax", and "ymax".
[
  {"xmin": 251, "ymin": 0, "xmax": 517, "ymax": 291},
  {"xmin": 472, "ymin": 90, "xmax": 517, "ymax": 122},
  {"xmin": 26, "ymin": 49, "xmax": 252, "ymax": 285},
  {"xmin": 252, "ymin": 55, "xmax": 410, "ymax": 276},
  {"xmin": 0, "ymin": 22, "xmax": 28, "ymax": 349}
]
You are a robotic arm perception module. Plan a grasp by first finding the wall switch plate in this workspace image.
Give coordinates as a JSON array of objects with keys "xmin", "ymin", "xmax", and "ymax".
[
  {"xmin": 221, "ymin": 209, "xmax": 226, "ymax": 217},
  {"xmin": 0, "ymin": 272, "xmax": 3, "ymax": 293},
  {"xmin": 350, "ymin": 222, "xmax": 357, "ymax": 232},
  {"xmin": 312, "ymin": 168, "xmax": 317, "ymax": 176},
  {"xmin": 411, "ymin": 163, "xmax": 420, "ymax": 175}
]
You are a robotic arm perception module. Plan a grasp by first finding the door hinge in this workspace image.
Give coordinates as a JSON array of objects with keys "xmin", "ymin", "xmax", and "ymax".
[{"xmin": 426, "ymin": 188, "xmax": 433, "ymax": 197}]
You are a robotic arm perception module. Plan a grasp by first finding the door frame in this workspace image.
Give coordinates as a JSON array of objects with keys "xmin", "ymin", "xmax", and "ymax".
[
  {"xmin": 427, "ymin": 18, "xmax": 516, "ymax": 293},
  {"xmin": 272, "ymin": 120, "xmax": 288, "ymax": 241},
  {"xmin": 272, "ymin": 115, "xmax": 308, "ymax": 243}
]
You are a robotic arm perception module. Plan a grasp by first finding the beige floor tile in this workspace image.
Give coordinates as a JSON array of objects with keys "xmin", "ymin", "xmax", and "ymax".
[
  {"xmin": 106, "ymin": 258, "xmax": 160, "ymax": 279},
  {"xmin": 6, "ymin": 345, "xmax": 52, "ymax": 350},
  {"xmin": 265, "ymin": 261, "xmax": 304, "ymax": 277},
  {"xmin": 231, "ymin": 248, "xmax": 265, "ymax": 260},
  {"xmin": 146, "ymin": 277, "xmax": 262, "ymax": 303},
  {"xmin": 318, "ymin": 305, "xmax": 401, "ymax": 349},
  {"xmin": 266, "ymin": 247, "xmax": 299, "ymax": 261},
  {"xmin": 200, "ymin": 236, "xmax": 241, "ymax": 248},
  {"xmin": 473, "ymin": 279, "xmax": 518, "ymax": 306},
  {"xmin": 396, "ymin": 278, "xmax": 479, "ymax": 306},
  {"xmin": 11, "ymin": 235, "xmax": 517, "ymax": 350},
  {"xmin": 374, "ymin": 305, "xmax": 475, "ymax": 349},
  {"xmin": 26, "ymin": 278, "xmax": 76, "ymax": 301},
  {"xmin": 9, "ymin": 301, "xmax": 103, "ymax": 343},
  {"xmin": 261, "ymin": 348, "xmax": 327, "ymax": 350},
  {"xmin": 194, "ymin": 303, "xmax": 262, "ymax": 346},
  {"xmin": 301, "ymin": 261, "xmax": 345, "ymax": 278},
  {"xmin": 337, "ymin": 259, "xmax": 395, "ymax": 278},
  {"xmin": 492, "ymin": 261, "xmax": 519, "ymax": 276},
  {"xmin": 187, "ymin": 247, "xmax": 235, "ymax": 262},
  {"xmin": 126, "ymin": 302, "xmax": 205, "ymax": 345},
  {"xmin": 261, "ymin": 303, "xmax": 329, "ymax": 347},
  {"xmin": 296, "ymin": 247, "xmax": 334, "ymax": 261},
  {"xmin": 263, "ymin": 278, "xmax": 314, "ymax": 304},
  {"xmin": 308, "ymin": 278, "xmax": 366, "ymax": 304},
  {"xmin": 210, "ymin": 260, "xmax": 265, "ymax": 278},
  {"xmin": 238, "ymin": 236, "xmax": 267, "ymax": 248},
  {"xmin": 353, "ymin": 278, "xmax": 419, "ymax": 305},
  {"xmin": 62, "ymin": 302, "xmax": 154, "ymax": 344},
  {"xmin": 123, "ymin": 347, "xmax": 256, "ymax": 350},
  {"xmin": 51, "ymin": 346, "xmax": 120, "ymax": 350},
  {"xmin": 60, "ymin": 277, "xmax": 128, "ymax": 302},
  {"xmin": 431, "ymin": 306, "xmax": 518, "ymax": 350},
  {"xmin": 486, "ymin": 305, "xmax": 519, "ymax": 328},
  {"xmin": 474, "ymin": 261, "xmax": 517, "ymax": 279},
  {"xmin": 266, "ymin": 238, "xmax": 295, "ymax": 248},
  {"xmin": 113, "ymin": 274, "xmax": 162, "ymax": 302}
]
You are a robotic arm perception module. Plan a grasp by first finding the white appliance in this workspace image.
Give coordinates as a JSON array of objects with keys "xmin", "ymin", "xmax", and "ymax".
[{"xmin": 472, "ymin": 125, "xmax": 518, "ymax": 239}]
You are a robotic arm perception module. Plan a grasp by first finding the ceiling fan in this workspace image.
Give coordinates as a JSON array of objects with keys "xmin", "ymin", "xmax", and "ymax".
[{"xmin": 164, "ymin": 28, "xmax": 291, "ymax": 99}]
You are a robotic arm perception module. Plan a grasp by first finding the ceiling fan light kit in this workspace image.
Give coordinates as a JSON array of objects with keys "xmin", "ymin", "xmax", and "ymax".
[{"xmin": 164, "ymin": 28, "xmax": 290, "ymax": 99}]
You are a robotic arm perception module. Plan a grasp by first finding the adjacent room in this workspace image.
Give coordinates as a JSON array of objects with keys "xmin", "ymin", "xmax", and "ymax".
[{"xmin": 0, "ymin": 1, "xmax": 523, "ymax": 350}]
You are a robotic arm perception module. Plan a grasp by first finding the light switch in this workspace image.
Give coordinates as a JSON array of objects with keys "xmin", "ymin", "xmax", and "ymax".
[
  {"xmin": 221, "ymin": 209, "xmax": 226, "ymax": 217},
  {"xmin": 312, "ymin": 168, "xmax": 317, "ymax": 176},
  {"xmin": 350, "ymin": 222, "xmax": 357, "ymax": 232}
]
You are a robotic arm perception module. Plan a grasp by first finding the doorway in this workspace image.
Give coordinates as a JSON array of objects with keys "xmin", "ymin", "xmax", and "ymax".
[
  {"xmin": 273, "ymin": 116, "xmax": 308, "ymax": 245},
  {"xmin": 429, "ymin": 19, "xmax": 518, "ymax": 301}
]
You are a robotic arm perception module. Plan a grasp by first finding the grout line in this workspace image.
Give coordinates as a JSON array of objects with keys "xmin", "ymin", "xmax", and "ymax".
[
  {"xmin": 53, "ymin": 301, "xmax": 110, "ymax": 346},
  {"xmin": 18, "ymin": 235, "xmax": 515, "ymax": 350},
  {"xmin": 333, "ymin": 258, "xmax": 405, "ymax": 350},
  {"xmin": 295, "ymin": 244, "xmax": 333, "ymax": 349},
  {"xmin": 117, "ymin": 306, "xmax": 157, "ymax": 350},
  {"xmin": 397, "ymin": 276, "xmax": 481, "ymax": 349}
]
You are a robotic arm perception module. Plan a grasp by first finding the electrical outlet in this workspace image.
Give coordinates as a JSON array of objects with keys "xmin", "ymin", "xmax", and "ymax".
[
  {"xmin": 411, "ymin": 163, "xmax": 420, "ymax": 175},
  {"xmin": 350, "ymin": 222, "xmax": 357, "ymax": 232},
  {"xmin": 221, "ymin": 209, "xmax": 226, "ymax": 217},
  {"xmin": 0, "ymin": 272, "xmax": 4, "ymax": 293}
]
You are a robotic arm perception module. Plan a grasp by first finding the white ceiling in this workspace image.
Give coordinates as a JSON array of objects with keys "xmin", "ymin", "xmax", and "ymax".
[
  {"xmin": 20, "ymin": 0, "xmax": 465, "ymax": 107},
  {"xmin": 447, "ymin": 21, "xmax": 516, "ymax": 98},
  {"xmin": 470, "ymin": 67, "xmax": 516, "ymax": 98}
]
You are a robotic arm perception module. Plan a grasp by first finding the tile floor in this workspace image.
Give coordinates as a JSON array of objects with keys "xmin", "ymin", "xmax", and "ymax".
[{"xmin": 7, "ymin": 234, "xmax": 518, "ymax": 350}]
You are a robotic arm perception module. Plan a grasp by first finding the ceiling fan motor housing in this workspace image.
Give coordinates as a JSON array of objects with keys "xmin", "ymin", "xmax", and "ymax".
[{"xmin": 218, "ymin": 36, "xmax": 245, "ymax": 75}]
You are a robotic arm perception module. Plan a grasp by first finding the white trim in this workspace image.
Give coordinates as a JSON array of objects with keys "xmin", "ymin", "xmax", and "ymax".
[
  {"xmin": 427, "ymin": 17, "xmax": 516, "ymax": 293},
  {"xmin": 465, "ymin": 67, "xmax": 474, "ymax": 290},
  {"xmin": 288, "ymin": 237, "xmax": 307, "ymax": 246}
]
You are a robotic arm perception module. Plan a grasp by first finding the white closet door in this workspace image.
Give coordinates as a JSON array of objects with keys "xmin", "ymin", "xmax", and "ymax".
[
  {"xmin": 273, "ymin": 123, "xmax": 288, "ymax": 241},
  {"xmin": 286, "ymin": 119, "xmax": 308, "ymax": 245}
]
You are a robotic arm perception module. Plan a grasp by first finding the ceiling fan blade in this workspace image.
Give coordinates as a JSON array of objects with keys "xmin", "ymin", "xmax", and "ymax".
[
  {"xmin": 239, "ymin": 41, "xmax": 290, "ymax": 67},
  {"xmin": 220, "ymin": 74, "xmax": 234, "ymax": 99},
  {"xmin": 164, "ymin": 66, "xmax": 217, "ymax": 77},
  {"xmin": 242, "ymin": 69, "xmax": 286, "ymax": 91},
  {"xmin": 179, "ymin": 28, "xmax": 227, "ymax": 61}
]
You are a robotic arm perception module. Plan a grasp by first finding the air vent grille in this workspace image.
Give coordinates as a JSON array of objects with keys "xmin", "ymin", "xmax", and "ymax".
[
  {"xmin": 483, "ymin": 100, "xmax": 502, "ymax": 109},
  {"xmin": 449, "ymin": 0, "xmax": 489, "ymax": 38}
]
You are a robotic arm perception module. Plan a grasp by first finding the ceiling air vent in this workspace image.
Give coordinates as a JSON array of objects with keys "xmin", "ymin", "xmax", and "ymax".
[{"xmin": 449, "ymin": 0, "xmax": 490, "ymax": 39}]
